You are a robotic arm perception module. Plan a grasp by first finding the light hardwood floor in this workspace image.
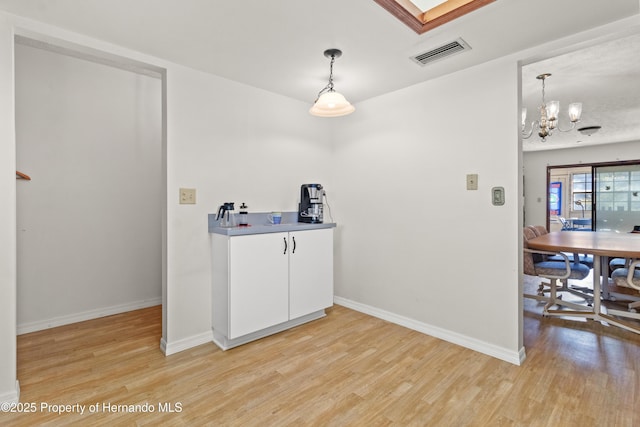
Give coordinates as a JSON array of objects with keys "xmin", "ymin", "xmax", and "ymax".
[{"xmin": 3, "ymin": 281, "xmax": 640, "ymax": 426}]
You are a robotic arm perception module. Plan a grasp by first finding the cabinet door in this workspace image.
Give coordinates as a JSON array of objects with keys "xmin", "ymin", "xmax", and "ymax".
[
  {"xmin": 229, "ymin": 232, "xmax": 289, "ymax": 339},
  {"xmin": 289, "ymin": 228, "xmax": 334, "ymax": 319}
]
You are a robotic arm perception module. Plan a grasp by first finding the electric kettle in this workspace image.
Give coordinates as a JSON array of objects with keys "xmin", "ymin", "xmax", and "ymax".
[{"xmin": 216, "ymin": 202, "xmax": 236, "ymax": 227}]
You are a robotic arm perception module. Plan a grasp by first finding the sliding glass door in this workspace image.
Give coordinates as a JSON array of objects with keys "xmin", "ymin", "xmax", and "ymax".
[{"xmin": 594, "ymin": 164, "xmax": 640, "ymax": 232}]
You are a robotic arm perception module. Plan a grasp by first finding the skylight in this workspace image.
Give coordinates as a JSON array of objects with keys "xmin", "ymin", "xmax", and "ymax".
[
  {"xmin": 374, "ymin": 0, "xmax": 495, "ymax": 34},
  {"xmin": 407, "ymin": 0, "xmax": 448, "ymax": 12}
]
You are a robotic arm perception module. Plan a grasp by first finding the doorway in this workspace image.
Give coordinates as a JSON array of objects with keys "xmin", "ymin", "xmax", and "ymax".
[
  {"xmin": 547, "ymin": 165, "xmax": 591, "ymax": 232},
  {"xmin": 15, "ymin": 36, "xmax": 166, "ymax": 335}
]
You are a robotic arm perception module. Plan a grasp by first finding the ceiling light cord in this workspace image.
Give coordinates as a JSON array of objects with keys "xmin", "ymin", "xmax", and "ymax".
[
  {"xmin": 309, "ymin": 48, "xmax": 355, "ymax": 117},
  {"xmin": 315, "ymin": 54, "xmax": 336, "ymax": 102}
]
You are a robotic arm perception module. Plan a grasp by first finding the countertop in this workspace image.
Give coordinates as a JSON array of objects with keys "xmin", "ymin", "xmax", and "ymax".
[{"xmin": 208, "ymin": 211, "xmax": 336, "ymax": 236}]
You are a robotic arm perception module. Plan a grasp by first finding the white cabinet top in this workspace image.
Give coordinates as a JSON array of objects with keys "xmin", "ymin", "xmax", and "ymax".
[{"xmin": 208, "ymin": 212, "xmax": 335, "ymax": 236}]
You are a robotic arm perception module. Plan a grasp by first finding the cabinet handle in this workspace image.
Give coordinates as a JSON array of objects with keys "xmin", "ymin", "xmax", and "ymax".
[
  {"xmin": 283, "ymin": 236, "xmax": 288, "ymax": 254},
  {"xmin": 292, "ymin": 236, "xmax": 296, "ymax": 254}
]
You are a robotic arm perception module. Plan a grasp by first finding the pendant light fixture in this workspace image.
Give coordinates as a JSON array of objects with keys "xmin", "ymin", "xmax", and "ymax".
[
  {"xmin": 309, "ymin": 49, "xmax": 355, "ymax": 117},
  {"xmin": 521, "ymin": 73, "xmax": 582, "ymax": 142}
]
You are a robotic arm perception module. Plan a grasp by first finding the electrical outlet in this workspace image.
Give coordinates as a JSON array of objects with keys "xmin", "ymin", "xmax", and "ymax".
[
  {"xmin": 466, "ymin": 174, "xmax": 478, "ymax": 190},
  {"xmin": 179, "ymin": 188, "xmax": 196, "ymax": 204}
]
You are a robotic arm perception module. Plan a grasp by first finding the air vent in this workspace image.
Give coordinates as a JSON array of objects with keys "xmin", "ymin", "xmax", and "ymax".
[{"xmin": 410, "ymin": 38, "xmax": 471, "ymax": 66}]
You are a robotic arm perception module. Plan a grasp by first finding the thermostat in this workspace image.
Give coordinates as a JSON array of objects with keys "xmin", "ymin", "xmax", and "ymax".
[{"xmin": 492, "ymin": 187, "xmax": 505, "ymax": 206}]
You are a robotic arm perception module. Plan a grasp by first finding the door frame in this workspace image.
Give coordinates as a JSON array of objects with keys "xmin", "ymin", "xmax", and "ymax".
[{"xmin": 546, "ymin": 159, "xmax": 640, "ymax": 231}]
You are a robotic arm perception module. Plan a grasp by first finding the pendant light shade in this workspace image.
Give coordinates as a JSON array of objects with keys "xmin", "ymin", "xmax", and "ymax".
[
  {"xmin": 309, "ymin": 91, "xmax": 355, "ymax": 117},
  {"xmin": 310, "ymin": 49, "xmax": 355, "ymax": 117}
]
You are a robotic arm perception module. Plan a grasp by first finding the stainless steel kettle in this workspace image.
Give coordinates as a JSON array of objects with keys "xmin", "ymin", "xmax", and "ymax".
[{"xmin": 216, "ymin": 202, "xmax": 236, "ymax": 227}]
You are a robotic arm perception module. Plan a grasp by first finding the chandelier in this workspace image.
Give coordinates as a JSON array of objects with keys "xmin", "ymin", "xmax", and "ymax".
[
  {"xmin": 521, "ymin": 73, "xmax": 582, "ymax": 141},
  {"xmin": 309, "ymin": 49, "xmax": 355, "ymax": 118}
]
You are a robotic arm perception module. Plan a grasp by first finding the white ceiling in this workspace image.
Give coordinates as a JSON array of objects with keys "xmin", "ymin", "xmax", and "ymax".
[
  {"xmin": 0, "ymin": 0, "xmax": 638, "ymax": 152},
  {"xmin": 522, "ymin": 31, "xmax": 640, "ymax": 152}
]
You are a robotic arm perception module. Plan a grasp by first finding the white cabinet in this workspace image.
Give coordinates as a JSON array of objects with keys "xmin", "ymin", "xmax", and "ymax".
[
  {"xmin": 211, "ymin": 227, "xmax": 333, "ymax": 350},
  {"xmin": 289, "ymin": 228, "xmax": 334, "ymax": 319},
  {"xmin": 228, "ymin": 232, "xmax": 289, "ymax": 339}
]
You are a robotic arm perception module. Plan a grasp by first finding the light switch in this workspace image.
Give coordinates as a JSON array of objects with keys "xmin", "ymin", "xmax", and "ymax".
[
  {"xmin": 466, "ymin": 174, "xmax": 478, "ymax": 190},
  {"xmin": 179, "ymin": 188, "xmax": 196, "ymax": 204}
]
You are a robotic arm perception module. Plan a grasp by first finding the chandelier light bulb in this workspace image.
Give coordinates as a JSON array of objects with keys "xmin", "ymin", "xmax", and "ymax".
[
  {"xmin": 568, "ymin": 102, "xmax": 583, "ymax": 122},
  {"xmin": 546, "ymin": 100, "xmax": 559, "ymax": 122}
]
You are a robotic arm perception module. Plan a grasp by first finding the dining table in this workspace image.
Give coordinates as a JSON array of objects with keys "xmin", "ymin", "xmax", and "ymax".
[{"xmin": 527, "ymin": 230, "xmax": 640, "ymax": 334}]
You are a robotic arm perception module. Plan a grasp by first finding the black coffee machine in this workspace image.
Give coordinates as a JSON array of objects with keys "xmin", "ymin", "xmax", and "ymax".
[{"xmin": 298, "ymin": 184, "xmax": 324, "ymax": 223}]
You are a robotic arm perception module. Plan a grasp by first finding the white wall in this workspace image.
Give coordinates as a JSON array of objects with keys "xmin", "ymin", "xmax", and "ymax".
[
  {"xmin": 524, "ymin": 140, "xmax": 640, "ymax": 227},
  {"xmin": 164, "ymin": 64, "xmax": 333, "ymax": 351},
  {"xmin": 0, "ymin": 14, "xmax": 18, "ymax": 403},
  {"xmin": 0, "ymin": 13, "xmax": 332, "ymax": 399},
  {"xmin": 1, "ymin": 9, "xmax": 639, "ymax": 402},
  {"xmin": 333, "ymin": 59, "xmax": 522, "ymax": 362},
  {"xmin": 15, "ymin": 42, "xmax": 162, "ymax": 332}
]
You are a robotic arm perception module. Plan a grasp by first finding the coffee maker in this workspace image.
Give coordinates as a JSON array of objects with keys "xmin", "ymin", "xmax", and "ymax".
[
  {"xmin": 298, "ymin": 184, "xmax": 324, "ymax": 223},
  {"xmin": 216, "ymin": 202, "xmax": 236, "ymax": 227}
]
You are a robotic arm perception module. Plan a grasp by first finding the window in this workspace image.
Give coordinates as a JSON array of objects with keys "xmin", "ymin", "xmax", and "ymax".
[
  {"xmin": 571, "ymin": 172, "xmax": 592, "ymax": 215},
  {"xmin": 633, "ymin": 170, "xmax": 640, "ymax": 212},
  {"xmin": 595, "ymin": 164, "xmax": 640, "ymax": 232},
  {"xmin": 597, "ymin": 169, "xmax": 640, "ymax": 212},
  {"xmin": 546, "ymin": 160, "xmax": 640, "ymax": 233},
  {"xmin": 373, "ymin": 0, "xmax": 495, "ymax": 34}
]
